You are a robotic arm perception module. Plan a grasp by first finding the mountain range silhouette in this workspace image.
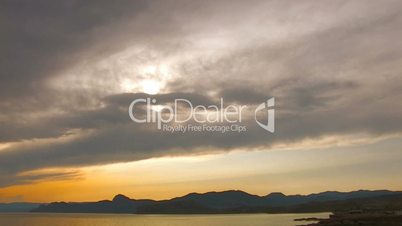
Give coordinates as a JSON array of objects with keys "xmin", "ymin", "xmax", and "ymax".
[{"xmin": 28, "ymin": 189, "xmax": 402, "ymax": 214}]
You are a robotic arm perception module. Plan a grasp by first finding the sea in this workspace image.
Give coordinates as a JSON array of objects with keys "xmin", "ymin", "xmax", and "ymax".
[{"xmin": 0, "ymin": 212, "xmax": 329, "ymax": 226}]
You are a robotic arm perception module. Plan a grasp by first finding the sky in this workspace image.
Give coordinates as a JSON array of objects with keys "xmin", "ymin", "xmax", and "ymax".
[{"xmin": 1, "ymin": 0, "xmax": 402, "ymax": 203}]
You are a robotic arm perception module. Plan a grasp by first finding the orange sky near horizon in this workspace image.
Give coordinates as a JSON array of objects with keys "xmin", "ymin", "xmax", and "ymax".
[{"xmin": 2, "ymin": 135, "xmax": 402, "ymax": 203}]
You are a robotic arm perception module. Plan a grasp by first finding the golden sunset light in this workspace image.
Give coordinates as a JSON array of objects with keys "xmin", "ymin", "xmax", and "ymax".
[{"xmin": 1, "ymin": 1, "xmax": 402, "ymax": 225}]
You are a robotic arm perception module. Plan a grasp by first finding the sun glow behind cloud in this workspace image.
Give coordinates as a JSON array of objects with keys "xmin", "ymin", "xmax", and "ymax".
[
  {"xmin": 47, "ymin": 45, "xmax": 176, "ymax": 97},
  {"xmin": 119, "ymin": 64, "xmax": 172, "ymax": 94},
  {"xmin": 141, "ymin": 79, "xmax": 161, "ymax": 94}
]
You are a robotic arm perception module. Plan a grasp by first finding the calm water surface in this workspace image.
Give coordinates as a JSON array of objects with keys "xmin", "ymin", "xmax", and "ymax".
[{"xmin": 0, "ymin": 213, "xmax": 329, "ymax": 226}]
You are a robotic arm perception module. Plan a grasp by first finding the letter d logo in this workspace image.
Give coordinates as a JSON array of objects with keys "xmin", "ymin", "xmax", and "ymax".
[{"xmin": 254, "ymin": 98, "xmax": 275, "ymax": 133}]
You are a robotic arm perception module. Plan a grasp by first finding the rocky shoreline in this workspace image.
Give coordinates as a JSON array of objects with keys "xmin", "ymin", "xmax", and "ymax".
[{"xmin": 297, "ymin": 210, "xmax": 402, "ymax": 226}]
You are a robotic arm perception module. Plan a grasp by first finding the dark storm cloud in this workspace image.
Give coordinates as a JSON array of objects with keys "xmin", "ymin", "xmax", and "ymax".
[
  {"xmin": 1, "ymin": 0, "xmax": 402, "ymax": 186},
  {"xmin": 0, "ymin": 0, "xmax": 149, "ymax": 100},
  {"xmin": 0, "ymin": 92, "xmax": 217, "ymax": 142}
]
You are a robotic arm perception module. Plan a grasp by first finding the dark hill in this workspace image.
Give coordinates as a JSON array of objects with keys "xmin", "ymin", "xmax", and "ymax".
[
  {"xmin": 31, "ymin": 189, "xmax": 402, "ymax": 214},
  {"xmin": 32, "ymin": 195, "xmax": 156, "ymax": 213},
  {"xmin": 170, "ymin": 190, "xmax": 266, "ymax": 209}
]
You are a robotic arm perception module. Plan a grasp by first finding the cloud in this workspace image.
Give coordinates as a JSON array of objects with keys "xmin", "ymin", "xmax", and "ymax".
[
  {"xmin": 0, "ymin": 0, "xmax": 151, "ymax": 99},
  {"xmin": 1, "ymin": 0, "xmax": 402, "ymax": 187},
  {"xmin": 0, "ymin": 168, "xmax": 83, "ymax": 188}
]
